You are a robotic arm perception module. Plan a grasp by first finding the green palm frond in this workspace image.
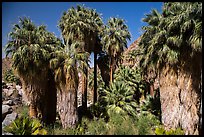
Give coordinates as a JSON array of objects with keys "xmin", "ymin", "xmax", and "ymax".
[
  {"xmin": 58, "ymin": 5, "xmax": 104, "ymax": 53},
  {"xmin": 4, "ymin": 116, "xmax": 47, "ymax": 135},
  {"xmin": 139, "ymin": 2, "xmax": 202, "ymax": 74},
  {"xmin": 50, "ymin": 40, "xmax": 90, "ymax": 84},
  {"xmin": 5, "ymin": 17, "xmax": 61, "ymax": 79},
  {"xmin": 101, "ymin": 17, "xmax": 131, "ymax": 59},
  {"xmin": 99, "ymin": 78, "xmax": 141, "ymax": 117}
]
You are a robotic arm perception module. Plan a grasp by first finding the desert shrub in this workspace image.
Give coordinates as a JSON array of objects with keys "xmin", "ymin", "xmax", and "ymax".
[
  {"xmin": 84, "ymin": 117, "xmax": 108, "ymax": 135},
  {"xmin": 75, "ymin": 112, "xmax": 138, "ymax": 135},
  {"xmin": 88, "ymin": 102, "xmax": 109, "ymax": 120},
  {"xmin": 46, "ymin": 108, "xmax": 160, "ymax": 135},
  {"xmin": 136, "ymin": 111, "xmax": 160, "ymax": 135},
  {"xmin": 106, "ymin": 111, "xmax": 138, "ymax": 135}
]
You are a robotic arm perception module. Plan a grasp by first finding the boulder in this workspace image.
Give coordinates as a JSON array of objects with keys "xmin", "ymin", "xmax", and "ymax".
[
  {"xmin": 2, "ymin": 93, "xmax": 6, "ymax": 101},
  {"xmin": 2, "ymin": 105, "xmax": 13, "ymax": 121},
  {"xmin": 2, "ymin": 82, "xmax": 7, "ymax": 89},
  {"xmin": 16, "ymin": 85, "xmax": 21, "ymax": 90},
  {"xmin": 2, "ymin": 112, "xmax": 18, "ymax": 128},
  {"xmin": 6, "ymin": 88, "xmax": 14, "ymax": 97},
  {"xmin": 18, "ymin": 89, "xmax": 23, "ymax": 96},
  {"xmin": 11, "ymin": 89, "xmax": 21, "ymax": 98},
  {"xmin": 2, "ymin": 100, "xmax": 14, "ymax": 106},
  {"xmin": 16, "ymin": 85, "xmax": 23, "ymax": 96},
  {"xmin": 6, "ymin": 83, "xmax": 13, "ymax": 87},
  {"xmin": 2, "ymin": 88, "xmax": 8, "ymax": 93},
  {"xmin": 2, "ymin": 131, "xmax": 13, "ymax": 135},
  {"xmin": 12, "ymin": 98, "xmax": 22, "ymax": 106}
]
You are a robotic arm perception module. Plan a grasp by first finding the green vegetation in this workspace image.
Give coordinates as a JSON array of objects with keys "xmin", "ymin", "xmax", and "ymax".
[
  {"xmin": 4, "ymin": 69, "xmax": 21, "ymax": 85},
  {"xmin": 155, "ymin": 126, "xmax": 185, "ymax": 135},
  {"xmin": 100, "ymin": 81, "xmax": 137, "ymax": 117},
  {"xmin": 15, "ymin": 105, "xmax": 29, "ymax": 117},
  {"xmin": 44, "ymin": 111, "xmax": 160, "ymax": 135},
  {"xmin": 4, "ymin": 116, "xmax": 47, "ymax": 135}
]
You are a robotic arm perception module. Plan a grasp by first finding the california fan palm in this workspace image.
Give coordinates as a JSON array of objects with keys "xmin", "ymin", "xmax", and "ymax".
[
  {"xmin": 58, "ymin": 5, "xmax": 104, "ymax": 110},
  {"xmin": 5, "ymin": 17, "xmax": 61, "ymax": 125},
  {"xmin": 139, "ymin": 2, "xmax": 202, "ymax": 134},
  {"xmin": 50, "ymin": 41, "xmax": 90, "ymax": 129},
  {"xmin": 101, "ymin": 17, "xmax": 131, "ymax": 84}
]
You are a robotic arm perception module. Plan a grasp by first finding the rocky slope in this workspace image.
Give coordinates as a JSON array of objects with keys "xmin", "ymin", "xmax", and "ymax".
[
  {"xmin": 2, "ymin": 81, "xmax": 24, "ymax": 135},
  {"xmin": 2, "ymin": 57, "xmax": 13, "ymax": 77},
  {"xmin": 122, "ymin": 36, "xmax": 142, "ymax": 67}
]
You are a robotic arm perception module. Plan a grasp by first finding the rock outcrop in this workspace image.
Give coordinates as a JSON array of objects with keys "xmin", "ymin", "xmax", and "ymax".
[{"xmin": 2, "ymin": 81, "xmax": 25, "ymax": 134}]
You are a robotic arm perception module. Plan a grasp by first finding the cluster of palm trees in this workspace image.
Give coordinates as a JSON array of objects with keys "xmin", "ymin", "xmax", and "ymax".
[
  {"xmin": 5, "ymin": 2, "xmax": 201, "ymax": 135},
  {"xmin": 5, "ymin": 5, "xmax": 131, "ymax": 129}
]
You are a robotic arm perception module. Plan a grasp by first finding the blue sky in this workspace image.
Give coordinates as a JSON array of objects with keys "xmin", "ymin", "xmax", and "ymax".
[{"xmin": 2, "ymin": 2, "xmax": 163, "ymax": 67}]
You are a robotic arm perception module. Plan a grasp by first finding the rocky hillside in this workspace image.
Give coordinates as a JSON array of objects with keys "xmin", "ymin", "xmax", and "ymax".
[
  {"xmin": 2, "ymin": 57, "xmax": 13, "ymax": 80},
  {"xmin": 122, "ymin": 37, "xmax": 142, "ymax": 67},
  {"xmin": 2, "ymin": 81, "xmax": 25, "ymax": 135},
  {"xmin": 122, "ymin": 36, "xmax": 160, "ymax": 93}
]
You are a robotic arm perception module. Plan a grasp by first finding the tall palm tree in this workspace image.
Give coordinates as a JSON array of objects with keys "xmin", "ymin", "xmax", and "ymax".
[
  {"xmin": 101, "ymin": 17, "xmax": 131, "ymax": 84},
  {"xmin": 139, "ymin": 2, "xmax": 202, "ymax": 135},
  {"xmin": 5, "ymin": 17, "xmax": 61, "ymax": 125},
  {"xmin": 138, "ymin": 8, "xmax": 162, "ymax": 99},
  {"xmin": 50, "ymin": 41, "xmax": 90, "ymax": 129},
  {"xmin": 58, "ymin": 5, "xmax": 104, "ymax": 110}
]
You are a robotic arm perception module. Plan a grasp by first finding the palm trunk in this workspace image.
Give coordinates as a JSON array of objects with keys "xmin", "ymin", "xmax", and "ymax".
[
  {"xmin": 82, "ymin": 66, "xmax": 88, "ymax": 112},
  {"xmin": 57, "ymin": 68, "xmax": 78, "ymax": 129},
  {"xmin": 159, "ymin": 62, "xmax": 201, "ymax": 135},
  {"xmin": 19, "ymin": 70, "xmax": 56, "ymax": 125},
  {"xmin": 41, "ymin": 69, "xmax": 57, "ymax": 125},
  {"xmin": 94, "ymin": 52, "xmax": 97, "ymax": 104},
  {"xmin": 29, "ymin": 103, "xmax": 38, "ymax": 118},
  {"xmin": 150, "ymin": 84, "xmax": 154, "ymax": 98},
  {"xmin": 199, "ymin": 69, "xmax": 202, "ymax": 135},
  {"xmin": 58, "ymin": 88, "xmax": 78, "ymax": 128},
  {"xmin": 110, "ymin": 57, "xmax": 113, "ymax": 84},
  {"xmin": 22, "ymin": 80, "xmax": 45, "ymax": 119}
]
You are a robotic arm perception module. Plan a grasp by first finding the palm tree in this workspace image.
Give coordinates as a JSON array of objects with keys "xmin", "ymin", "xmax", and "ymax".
[
  {"xmin": 137, "ymin": 9, "xmax": 162, "ymax": 99},
  {"xmin": 114, "ymin": 65, "xmax": 147, "ymax": 103},
  {"xmin": 5, "ymin": 17, "xmax": 61, "ymax": 125},
  {"xmin": 139, "ymin": 2, "xmax": 202, "ymax": 135},
  {"xmin": 58, "ymin": 5, "xmax": 104, "ymax": 110},
  {"xmin": 50, "ymin": 41, "xmax": 89, "ymax": 129},
  {"xmin": 100, "ymin": 81, "xmax": 138, "ymax": 117},
  {"xmin": 101, "ymin": 17, "xmax": 131, "ymax": 84}
]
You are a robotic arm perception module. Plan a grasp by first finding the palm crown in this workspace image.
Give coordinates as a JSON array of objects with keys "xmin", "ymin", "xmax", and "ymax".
[
  {"xmin": 139, "ymin": 2, "xmax": 202, "ymax": 73},
  {"xmin": 58, "ymin": 5, "xmax": 104, "ymax": 53},
  {"xmin": 5, "ymin": 17, "xmax": 61, "ymax": 77},
  {"xmin": 102, "ymin": 17, "xmax": 131, "ymax": 59}
]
